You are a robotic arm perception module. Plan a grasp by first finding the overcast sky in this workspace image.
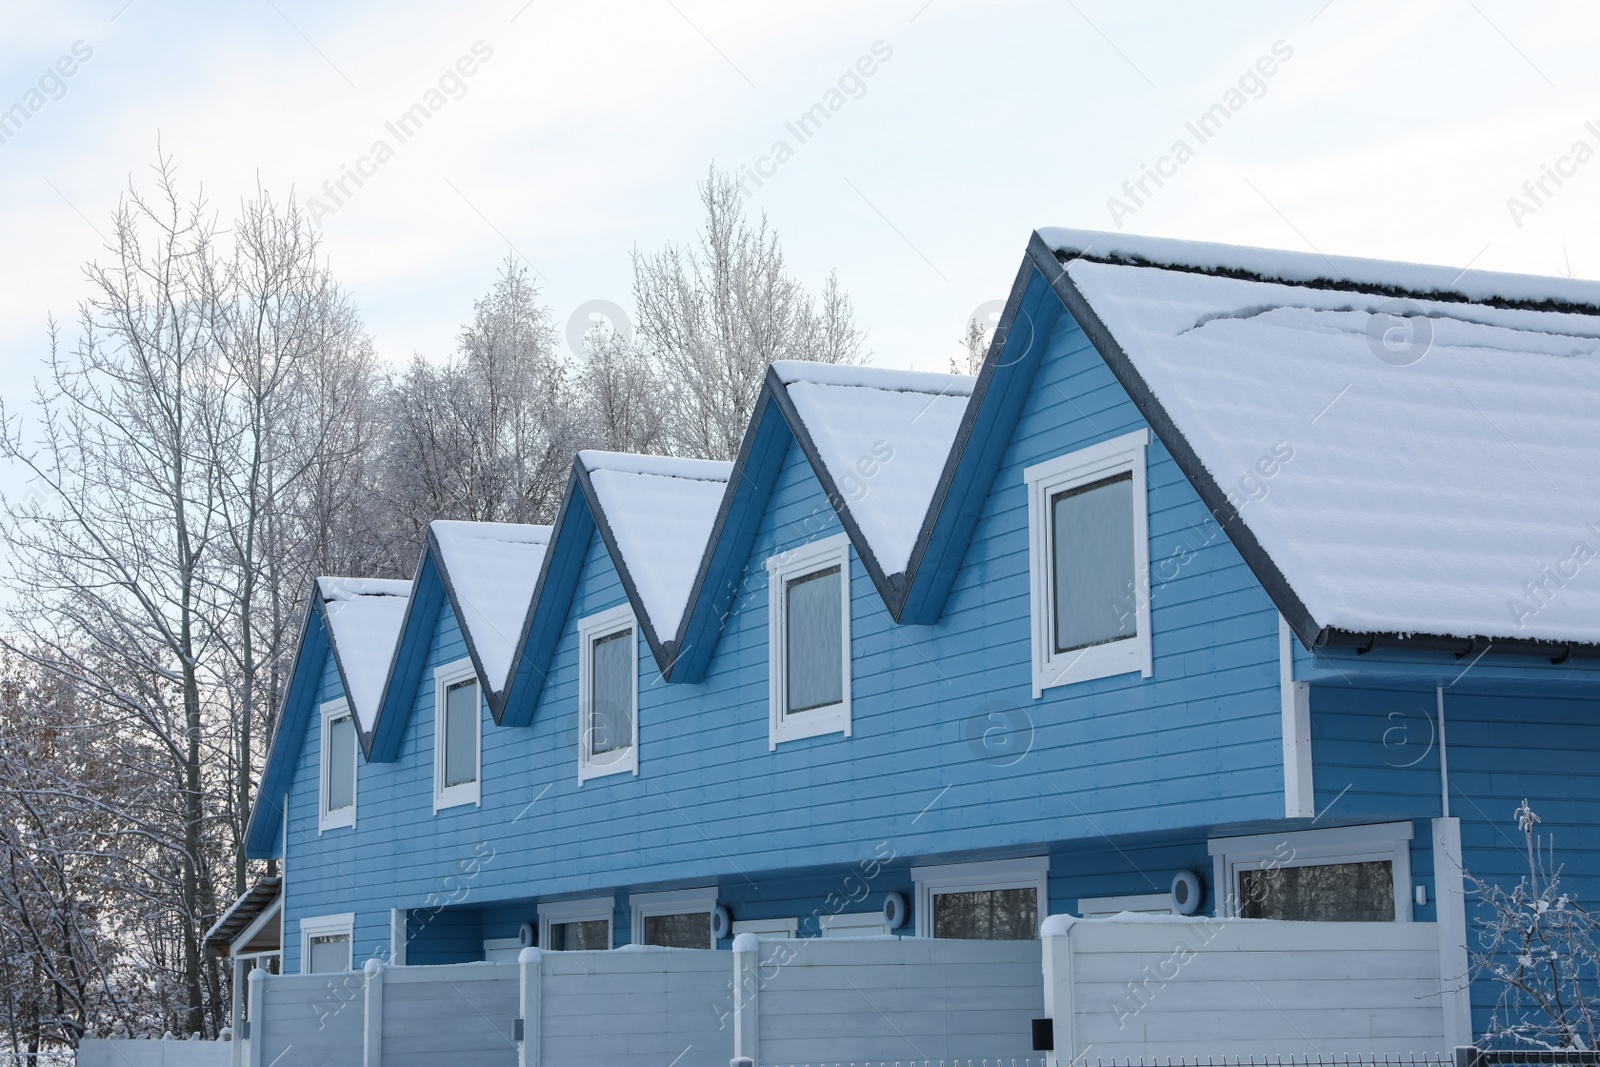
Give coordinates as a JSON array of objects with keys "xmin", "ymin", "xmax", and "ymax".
[{"xmin": 2, "ymin": 0, "xmax": 1597, "ymax": 408}]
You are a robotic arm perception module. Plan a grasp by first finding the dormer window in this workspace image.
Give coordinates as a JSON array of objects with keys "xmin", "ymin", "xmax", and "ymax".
[
  {"xmin": 577, "ymin": 604, "xmax": 638, "ymax": 782},
  {"xmin": 766, "ymin": 533, "xmax": 852, "ymax": 747},
  {"xmin": 433, "ymin": 658, "xmax": 481, "ymax": 810},
  {"xmin": 318, "ymin": 699, "xmax": 356, "ymax": 832},
  {"xmin": 1026, "ymin": 429, "xmax": 1152, "ymax": 695}
]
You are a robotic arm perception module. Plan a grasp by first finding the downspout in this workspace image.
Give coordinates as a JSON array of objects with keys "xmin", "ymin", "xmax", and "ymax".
[{"xmin": 1436, "ymin": 686, "xmax": 1449, "ymax": 818}]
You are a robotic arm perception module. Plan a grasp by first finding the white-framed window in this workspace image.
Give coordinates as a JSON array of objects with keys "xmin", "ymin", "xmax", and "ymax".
[
  {"xmin": 1208, "ymin": 821, "xmax": 1414, "ymax": 922},
  {"xmin": 300, "ymin": 912, "xmax": 354, "ymax": 974},
  {"xmin": 732, "ymin": 917, "xmax": 799, "ymax": 939},
  {"xmin": 1025, "ymin": 429, "xmax": 1152, "ymax": 696},
  {"xmin": 433, "ymin": 658, "xmax": 481, "ymax": 811},
  {"xmin": 577, "ymin": 604, "xmax": 639, "ymax": 782},
  {"xmin": 538, "ymin": 896, "xmax": 614, "ymax": 951},
  {"xmin": 630, "ymin": 887, "xmax": 718, "ymax": 949},
  {"xmin": 912, "ymin": 856, "xmax": 1049, "ymax": 940},
  {"xmin": 318, "ymin": 698, "xmax": 357, "ymax": 832},
  {"xmin": 766, "ymin": 533, "xmax": 852, "ymax": 748}
]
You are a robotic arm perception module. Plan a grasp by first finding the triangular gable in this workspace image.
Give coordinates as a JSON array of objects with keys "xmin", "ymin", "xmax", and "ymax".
[
  {"xmin": 366, "ymin": 521, "xmax": 550, "ymax": 759},
  {"xmin": 244, "ymin": 585, "xmax": 330, "ymax": 858},
  {"xmin": 1033, "ymin": 228, "xmax": 1600, "ymax": 659}
]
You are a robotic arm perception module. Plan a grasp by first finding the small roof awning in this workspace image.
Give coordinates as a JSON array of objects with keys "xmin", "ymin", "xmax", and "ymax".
[{"xmin": 204, "ymin": 876, "xmax": 282, "ymax": 957}]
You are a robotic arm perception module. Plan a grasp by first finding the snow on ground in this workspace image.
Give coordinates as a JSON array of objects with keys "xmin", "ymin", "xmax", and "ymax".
[
  {"xmin": 774, "ymin": 360, "xmax": 974, "ymax": 576},
  {"xmin": 318, "ymin": 577, "xmax": 411, "ymax": 731},
  {"xmin": 430, "ymin": 521, "xmax": 552, "ymax": 692},
  {"xmin": 1065, "ymin": 256, "xmax": 1600, "ymax": 644},
  {"xmin": 582, "ymin": 451, "xmax": 732, "ymax": 639}
]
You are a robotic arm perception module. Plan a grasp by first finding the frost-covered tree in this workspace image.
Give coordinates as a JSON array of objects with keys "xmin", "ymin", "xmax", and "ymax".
[
  {"xmin": 380, "ymin": 258, "xmax": 579, "ymax": 559},
  {"xmin": 632, "ymin": 166, "xmax": 866, "ymax": 460},
  {"xmin": 1469, "ymin": 800, "xmax": 1600, "ymax": 1048},
  {"xmin": 576, "ymin": 325, "xmax": 664, "ymax": 454}
]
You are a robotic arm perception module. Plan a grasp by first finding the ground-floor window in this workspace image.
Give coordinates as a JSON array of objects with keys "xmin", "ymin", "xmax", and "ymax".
[
  {"xmin": 1209, "ymin": 821, "xmax": 1413, "ymax": 922},
  {"xmin": 538, "ymin": 897, "xmax": 614, "ymax": 951},
  {"xmin": 629, "ymin": 887, "xmax": 718, "ymax": 949},
  {"xmin": 912, "ymin": 856, "xmax": 1049, "ymax": 940},
  {"xmin": 299, "ymin": 913, "xmax": 354, "ymax": 973}
]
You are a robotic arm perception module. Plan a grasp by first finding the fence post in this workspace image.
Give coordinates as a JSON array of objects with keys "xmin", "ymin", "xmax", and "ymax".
[
  {"xmin": 245, "ymin": 967, "xmax": 265, "ymax": 1067},
  {"xmin": 732, "ymin": 933, "xmax": 760, "ymax": 1064},
  {"xmin": 519, "ymin": 947, "xmax": 542, "ymax": 1067},
  {"xmin": 1040, "ymin": 916, "xmax": 1076, "ymax": 1067},
  {"xmin": 1435, "ymin": 817, "xmax": 1473, "ymax": 1049},
  {"xmin": 363, "ymin": 958, "xmax": 383, "ymax": 1067}
]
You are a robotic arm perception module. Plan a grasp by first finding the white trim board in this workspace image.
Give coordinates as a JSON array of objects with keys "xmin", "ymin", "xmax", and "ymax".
[
  {"xmin": 1279, "ymin": 615, "xmax": 1314, "ymax": 818},
  {"xmin": 577, "ymin": 603, "xmax": 640, "ymax": 782},
  {"xmin": 766, "ymin": 533, "xmax": 853, "ymax": 748},
  {"xmin": 1024, "ymin": 429, "xmax": 1152, "ymax": 696},
  {"xmin": 911, "ymin": 856, "xmax": 1049, "ymax": 939},
  {"xmin": 1209, "ymin": 821, "xmax": 1414, "ymax": 921},
  {"xmin": 432, "ymin": 657, "xmax": 482, "ymax": 812},
  {"xmin": 732, "ymin": 917, "xmax": 799, "ymax": 939},
  {"xmin": 1076, "ymin": 892, "xmax": 1170, "ymax": 917},
  {"xmin": 819, "ymin": 912, "xmax": 890, "ymax": 937}
]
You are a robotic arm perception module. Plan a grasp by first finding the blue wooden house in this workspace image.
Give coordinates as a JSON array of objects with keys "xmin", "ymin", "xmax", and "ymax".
[{"xmin": 233, "ymin": 228, "xmax": 1600, "ymax": 1044}]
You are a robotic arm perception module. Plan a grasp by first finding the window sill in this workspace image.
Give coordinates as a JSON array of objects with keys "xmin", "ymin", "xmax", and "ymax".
[
  {"xmin": 317, "ymin": 810, "xmax": 355, "ymax": 834},
  {"xmin": 769, "ymin": 703, "xmax": 851, "ymax": 749},
  {"xmin": 433, "ymin": 784, "xmax": 480, "ymax": 812},
  {"xmin": 578, "ymin": 753, "xmax": 638, "ymax": 783},
  {"xmin": 1033, "ymin": 637, "xmax": 1150, "ymax": 697}
]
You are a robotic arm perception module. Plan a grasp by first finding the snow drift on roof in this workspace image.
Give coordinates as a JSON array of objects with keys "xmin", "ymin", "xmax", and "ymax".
[
  {"xmin": 1042, "ymin": 228, "xmax": 1600, "ymax": 311},
  {"xmin": 1065, "ymin": 257, "xmax": 1600, "ymax": 645},
  {"xmin": 430, "ymin": 521, "xmax": 552, "ymax": 693},
  {"xmin": 318, "ymin": 577, "xmax": 411, "ymax": 731},
  {"xmin": 580, "ymin": 451, "xmax": 732, "ymax": 638},
  {"xmin": 773, "ymin": 360, "xmax": 974, "ymax": 575}
]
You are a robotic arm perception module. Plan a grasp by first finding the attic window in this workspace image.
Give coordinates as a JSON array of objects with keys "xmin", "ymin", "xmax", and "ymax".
[
  {"xmin": 433, "ymin": 659, "xmax": 481, "ymax": 811},
  {"xmin": 1025, "ymin": 430, "xmax": 1152, "ymax": 695},
  {"xmin": 318, "ymin": 699, "xmax": 356, "ymax": 833},
  {"xmin": 577, "ymin": 604, "xmax": 638, "ymax": 782},
  {"xmin": 766, "ymin": 533, "xmax": 852, "ymax": 748}
]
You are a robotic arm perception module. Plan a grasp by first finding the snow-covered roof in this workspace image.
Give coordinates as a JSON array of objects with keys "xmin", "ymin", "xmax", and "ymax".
[
  {"xmin": 318, "ymin": 577, "xmax": 411, "ymax": 732},
  {"xmin": 430, "ymin": 520, "xmax": 552, "ymax": 694},
  {"xmin": 580, "ymin": 451, "xmax": 732, "ymax": 638},
  {"xmin": 1053, "ymin": 231, "xmax": 1600, "ymax": 647},
  {"xmin": 773, "ymin": 360, "xmax": 974, "ymax": 576}
]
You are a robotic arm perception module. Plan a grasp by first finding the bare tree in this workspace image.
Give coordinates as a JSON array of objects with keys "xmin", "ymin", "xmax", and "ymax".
[
  {"xmin": 576, "ymin": 325, "xmax": 664, "ymax": 454},
  {"xmin": 632, "ymin": 166, "xmax": 867, "ymax": 460},
  {"xmin": 1468, "ymin": 800, "xmax": 1600, "ymax": 1048}
]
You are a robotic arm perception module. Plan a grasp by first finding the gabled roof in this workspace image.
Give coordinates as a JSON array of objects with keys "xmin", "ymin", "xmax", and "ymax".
[
  {"xmin": 368, "ymin": 520, "xmax": 550, "ymax": 758},
  {"xmin": 1032, "ymin": 227, "xmax": 1600, "ymax": 658},
  {"xmin": 319, "ymin": 577, "xmax": 410, "ymax": 733}
]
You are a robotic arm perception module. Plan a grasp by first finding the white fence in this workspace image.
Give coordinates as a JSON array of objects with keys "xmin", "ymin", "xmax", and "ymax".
[
  {"xmin": 734, "ymin": 934, "xmax": 1044, "ymax": 1067},
  {"xmin": 1042, "ymin": 916, "xmax": 1455, "ymax": 1062},
  {"xmin": 77, "ymin": 1037, "xmax": 229, "ymax": 1067}
]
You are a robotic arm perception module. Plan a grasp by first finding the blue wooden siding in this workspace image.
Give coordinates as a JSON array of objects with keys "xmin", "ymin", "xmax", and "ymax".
[{"xmin": 279, "ymin": 312, "xmax": 1293, "ymax": 967}]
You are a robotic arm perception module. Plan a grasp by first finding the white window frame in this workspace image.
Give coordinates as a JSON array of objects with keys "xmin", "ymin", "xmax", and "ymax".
[
  {"xmin": 1076, "ymin": 892, "xmax": 1172, "ymax": 917},
  {"xmin": 767, "ymin": 532, "xmax": 852, "ymax": 748},
  {"xmin": 911, "ymin": 856, "xmax": 1050, "ymax": 939},
  {"xmin": 1025, "ymin": 429, "xmax": 1152, "ymax": 696},
  {"xmin": 538, "ymin": 896, "xmax": 615, "ymax": 951},
  {"xmin": 432, "ymin": 657, "xmax": 482, "ymax": 812},
  {"xmin": 629, "ymin": 886, "xmax": 718, "ymax": 948},
  {"xmin": 577, "ymin": 604, "xmax": 639, "ymax": 782},
  {"xmin": 318, "ymin": 698, "xmax": 357, "ymax": 833},
  {"xmin": 299, "ymin": 912, "xmax": 354, "ymax": 974},
  {"xmin": 1208, "ymin": 821, "xmax": 1414, "ymax": 922},
  {"xmin": 732, "ymin": 917, "xmax": 799, "ymax": 939}
]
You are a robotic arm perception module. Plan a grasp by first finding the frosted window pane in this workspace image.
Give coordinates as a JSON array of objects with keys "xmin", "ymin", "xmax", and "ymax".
[
  {"xmin": 643, "ymin": 912, "xmax": 710, "ymax": 949},
  {"xmin": 1238, "ymin": 861, "xmax": 1394, "ymax": 921},
  {"xmin": 548, "ymin": 919, "xmax": 610, "ymax": 951},
  {"xmin": 307, "ymin": 934, "xmax": 350, "ymax": 973},
  {"xmin": 589, "ymin": 629, "xmax": 633, "ymax": 757},
  {"xmin": 1052, "ymin": 473, "xmax": 1136, "ymax": 653},
  {"xmin": 931, "ymin": 888, "xmax": 1038, "ymax": 940},
  {"xmin": 326, "ymin": 714, "xmax": 355, "ymax": 812},
  {"xmin": 786, "ymin": 566, "xmax": 842, "ymax": 713},
  {"xmin": 444, "ymin": 679, "xmax": 478, "ymax": 787}
]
